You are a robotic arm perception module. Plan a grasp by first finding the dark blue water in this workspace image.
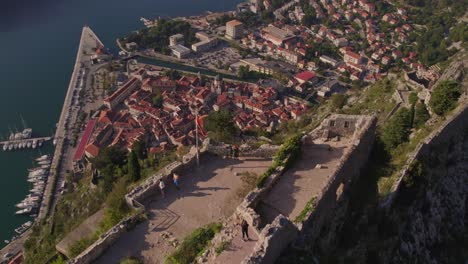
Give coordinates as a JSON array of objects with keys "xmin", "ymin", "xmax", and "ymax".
[{"xmin": 0, "ymin": 0, "xmax": 241, "ymax": 247}]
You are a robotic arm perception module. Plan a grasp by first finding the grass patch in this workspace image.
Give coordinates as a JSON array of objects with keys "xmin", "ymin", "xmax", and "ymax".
[
  {"xmin": 344, "ymin": 79, "xmax": 396, "ymax": 122},
  {"xmin": 165, "ymin": 223, "xmax": 222, "ymax": 264},
  {"xmin": 294, "ymin": 197, "xmax": 317, "ymax": 223},
  {"xmin": 120, "ymin": 256, "xmax": 144, "ymax": 264},
  {"xmin": 215, "ymin": 241, "xmax": 230, "ymax": 256}
]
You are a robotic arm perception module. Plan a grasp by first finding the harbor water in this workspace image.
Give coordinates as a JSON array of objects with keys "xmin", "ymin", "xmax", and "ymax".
[{"xmin": 0, "ymin": 0, "xmax": 241, "ymax": 247}]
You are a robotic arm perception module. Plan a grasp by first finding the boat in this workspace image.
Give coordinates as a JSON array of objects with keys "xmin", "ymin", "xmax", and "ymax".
[
  {"xmin": 28, "ymin": 166, "xmax": 43, "ymax": 172},
  {"xmin": 32, "ymin": 140, "xmax": 37, "ymax": 149},
  {"xmin": 29, "ymin": 169, "xmax": 46, "ymax": 177},
  {"xmin": 4, "ymin": 240, "xmax": 9, "ymax": 244},
  {"xmin": 14, "ymin": 221, "xmax": 33, "ymax": 234},
  {"xmin": 21, "ymin": 196, "xmax": 40, "ymax": 202},
  {"xmin": 27, "ymin": 141, "xmax": 32, "ymax": 148},
  {"xmin": 15, "ymin": 207, "xmax": 33, "ymax": 215},
  {"xmin": 2, "ymin": 144, "xmax": 7, "ymax": 151},
  {"xmin": 8, "ymin": 144, "xmax": 13, "ymax": 151},
  {"xmin": 16, "ymin": 201, "xmax": 38, "ymax": 209},
  {"xmin": 36, "ymin": 155, "xmax": 49, "ymax": 162},
  {"xmin": 41, "ymin": 164, "xmax": 50, "ymax": 169},
  {"xmin": 27, "ymin": 178, "xmax": 43, "ymax": 183},
  {"xmin": 38, "ymin": 160, "xmax": 51, "ymax": 165},
  {"xmin": 38, "ymin": 141, "xmax": 43, "ymax": 147}
]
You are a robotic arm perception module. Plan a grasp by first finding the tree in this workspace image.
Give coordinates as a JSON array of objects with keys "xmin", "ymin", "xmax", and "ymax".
[
  {"xmin": 413, "ymin": 102, "xmax": 430, "ymax": 128},
  {"xmin": 128, "ymin": 151, "xmax": 141, "ymax": 182},
  {"xmin": 132, "ymin": 140, "xmax": 147, "ymax": 160},
  {"xmin": 429, "ymin": 80, "xmax": 461, "ymax": 116},
  {"xmin": 163, "ymin": 69, "xmax": 181, "ymax": 80},
  {"xmin": 152, "ymin": 92, "xmax": 164, "ymax": 108},
  {"xmin": 92, "ymin": 146, "xmax": 127, "ymax": 170},
  {"xmin": 205, "ymin": 110, "xmax": 237, "ymax": 143},
  {"xmin": 106, "ymin": 177, "xmax": 129, "ymax": 224},
  {"xmin": 381, "ymin": 107, "xmax": 413, "ymax": 150},
  {"xmin": 237, "ymin": 65, "xmax": 250, "ymax": 80},
  {"xmin": 330, "ymin": 94, "xmax": 347, "ymax": 110}
]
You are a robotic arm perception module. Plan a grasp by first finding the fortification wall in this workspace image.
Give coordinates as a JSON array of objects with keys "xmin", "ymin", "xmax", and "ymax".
[
  {"xmin": 294, "ymin": 115, "xmax": 377, "ymax": 251},
  {"xmin": 381, "ymin": 104, "xmax": 468, "ymax": 209},
  {"xmin": 201, "ymin": 115, "xmax": 377, "ymax": 263},
  {"xmin": 69, "ymin": 143, "xmax": 207, "ymax": 264},
  {"xmin": 205, "ymin": 142, "xmax": 279, "ymax": 158},
  {"xmin": 242, "ymin": 215, "xmax": 298, "ymax": 264},
  {"xmin": 68, "ymin": 212, "xmax": 143, "ymax": 264}
]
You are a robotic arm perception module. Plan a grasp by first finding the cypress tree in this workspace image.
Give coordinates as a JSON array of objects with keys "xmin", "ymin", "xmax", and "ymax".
[{"xmin": 128, "ymin": 151, "xmax": 141, "ymax": 182}]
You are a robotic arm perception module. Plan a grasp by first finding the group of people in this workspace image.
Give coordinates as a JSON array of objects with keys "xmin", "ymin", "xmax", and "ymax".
[{"xmin": 158, "ymin": 173, "xmax": 180, "ymax": 198}]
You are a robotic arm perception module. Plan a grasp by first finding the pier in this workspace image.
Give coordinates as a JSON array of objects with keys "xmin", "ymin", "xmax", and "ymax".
[
  {"xmin": 0, "ymin": 136, "xmax": 52, "ymax": 151},
  {"xmin": 39, "ymin": 26, "xmax": 104, "ymax": 221}
]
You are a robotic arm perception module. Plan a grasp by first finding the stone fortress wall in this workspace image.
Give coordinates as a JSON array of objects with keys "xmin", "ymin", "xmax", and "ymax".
[
  {"xmin": 199, "ymin": 114, "xmax": 378, "ymax": 263},
  {"xmin": 297, "ymin": 114, "xmax": 377, "ymax": 251}
]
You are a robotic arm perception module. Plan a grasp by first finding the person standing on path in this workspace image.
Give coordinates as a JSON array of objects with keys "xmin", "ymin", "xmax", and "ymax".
[
  {"xmin": 173, "ymin": 173, "xmax": 180, "ymax": 190},
  {"xmin": 159, "ymin": 179, "xmax": 166, "ymax": 198},
  {"xmin": 241, "ymin": 219, "xmax": 249, "ymax": 241}
]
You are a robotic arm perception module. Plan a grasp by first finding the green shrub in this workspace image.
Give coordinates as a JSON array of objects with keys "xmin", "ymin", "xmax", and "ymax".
[
  {"xmin": 256, "ymin": 134, "xmax": 303, "ymax": 188},
  {"xmin": 166, "ymin": 223, "xmax": 222, "ymax": 264},
  {"xmin": 215, "ymin": 241, "xmax": 230, "ymax": 256},
  {"xmin": 256, "ymin": 166, "xmax": 275, "ymax": 188},
  {"xmin": 120, "ymin": 256, "xmax": 144, "ymax": 264},
  {"xmin": 381, "ymin": 108, "xmax": 413, "ymax": 151},
  {"xmin": 414, "ymin": 102, "xmax": 430, "ymax": 128},
  {"xmin": 429, "ymin": 80, "xmax": 461, "ymax": 116},
  {"xmin": 294, "ymin": 197, "xmax": 317, "ymax": 223}
]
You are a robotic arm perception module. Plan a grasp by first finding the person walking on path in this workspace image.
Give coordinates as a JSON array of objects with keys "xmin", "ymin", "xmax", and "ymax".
[
  {"xmin": 241, "ymin": 219, "xmax": 249, "ymax": 241},
  {"xmin": 173, "ymin": 173, "xmax": 180, "ymax": 190},
  {"xmin": 159, "ymin": 179, "xmax": 166, "ymax": 198}
]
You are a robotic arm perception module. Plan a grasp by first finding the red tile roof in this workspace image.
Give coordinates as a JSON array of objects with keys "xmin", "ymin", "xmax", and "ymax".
[
  {"xmin": 74, "ymin": 119, "xmax": 96, "ymax": 161},
  {"xmin": 294, "ymin": 71, "xmax": 316, "ymax": 82}
]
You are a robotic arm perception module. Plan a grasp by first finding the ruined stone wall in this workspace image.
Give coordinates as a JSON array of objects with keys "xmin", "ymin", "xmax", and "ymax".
[
  {"xmin": 297, "ymin": 115, "xmax": 377, "ymax": 251},
  {"xmin": 242, "ymin": 215, "xmax": 298, "ymax": 264},
  {"xmin": 68, "ymin": 213, "xmax": 143, "ymax": 264},
  {"xmin": 198, "ymin": 115, "xmax": 378, "ymax": 263},
  {"xmin": 206, "ymin": 142, "xmax": 279, "ymax": 158}
]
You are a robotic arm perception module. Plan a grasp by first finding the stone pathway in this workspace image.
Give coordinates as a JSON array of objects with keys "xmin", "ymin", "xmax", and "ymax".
[{"xmin": 95, "ymin": 156, "xmax": 270, "ymax": 264}]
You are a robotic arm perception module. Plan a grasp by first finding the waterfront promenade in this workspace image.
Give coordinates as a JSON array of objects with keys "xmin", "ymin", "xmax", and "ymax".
[{"xmin": 39, "ymin": 26, "xmax": 104, "ymax": 220}]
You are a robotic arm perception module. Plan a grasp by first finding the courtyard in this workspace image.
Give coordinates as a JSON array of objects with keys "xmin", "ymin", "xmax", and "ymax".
[{"xmin": 95, "ymin": 154, "xmax": 271, "ymax": 264}]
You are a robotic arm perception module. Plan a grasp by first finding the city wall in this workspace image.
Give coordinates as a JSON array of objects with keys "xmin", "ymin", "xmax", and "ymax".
[
  {"xmin": 68, "ymin": 213, "xmax": 143, "ymax": 264},
  {"xmin": 381, "ymin": 103, "xmax": 468, "ymax": 210},
  {"xmin": 298, "ymin": 115, "xmax": 377, "ymax": 251}
]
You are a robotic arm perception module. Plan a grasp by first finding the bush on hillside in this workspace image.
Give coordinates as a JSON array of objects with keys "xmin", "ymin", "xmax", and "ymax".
[
  {"xmin": 381, "ymin": 108, "xmax": 413, "ymax": 150},
  {"xmin": 429, "ymin": 80, "xmax": 461, "ymax": 116}
]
